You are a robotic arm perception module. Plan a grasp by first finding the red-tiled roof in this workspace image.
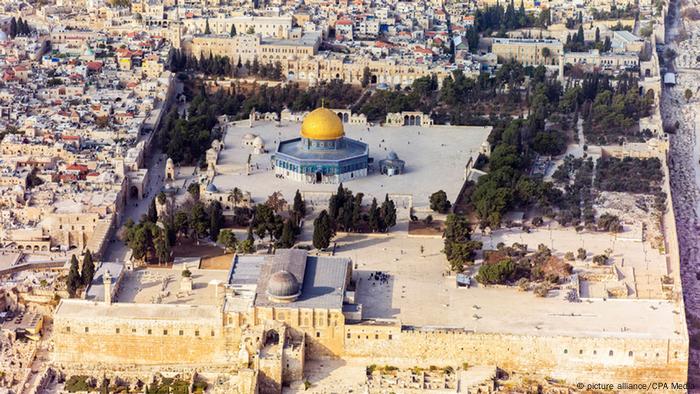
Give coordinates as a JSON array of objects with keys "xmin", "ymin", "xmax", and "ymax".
[
  {"xmin": 86, "ymin": 61, "xmax": 103, "ymax": 71},
  {"xmin": 66, "ymin": 164, "xmax": 88, "ymax": 172}
]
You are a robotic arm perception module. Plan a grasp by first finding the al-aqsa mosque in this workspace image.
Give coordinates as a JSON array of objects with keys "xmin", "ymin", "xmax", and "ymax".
[{"xmin": 273, "ymin": 107, "xmax": 369, "ymax": 184}]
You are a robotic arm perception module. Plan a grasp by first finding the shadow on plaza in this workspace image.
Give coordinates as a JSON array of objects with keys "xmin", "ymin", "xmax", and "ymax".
[{"xmin": 335, "ymin": 235, "xmax": 391, "ymax": 252}]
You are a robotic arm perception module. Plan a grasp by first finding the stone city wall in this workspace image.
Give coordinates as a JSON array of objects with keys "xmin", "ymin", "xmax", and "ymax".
[
  {"xmin": 53, "ymin": 317, "xmax": 229, "ymax": 365},
  {"xmin": 343, "ymin": 324, "xmax": 688, "ymax": 384}
]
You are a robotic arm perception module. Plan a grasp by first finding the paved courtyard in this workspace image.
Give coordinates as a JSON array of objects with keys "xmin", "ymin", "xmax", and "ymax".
[
  {"xmin": 116, "ymin": 267, "xmax": 229, "ymax": 306},
  {"xmin": 212, "ymin": 120, "xmax": 491, "ymax": 208},
  {"xmin": 332, "ymin": 226, "xmax": 684, "ymax": 341}
]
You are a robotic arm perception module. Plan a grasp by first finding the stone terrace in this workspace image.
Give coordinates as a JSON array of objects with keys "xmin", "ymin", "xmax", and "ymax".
[{"xmin": 332, "ymin": 226, "xmax": 684, "ymax": 341}]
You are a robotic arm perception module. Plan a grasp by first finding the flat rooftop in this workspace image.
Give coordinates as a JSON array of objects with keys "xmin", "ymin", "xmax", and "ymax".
[
  {"xmin": 336, "ymin": 226, "xmax": 684, "ymax": 340},
  {"xmin": 213, "ymin": 120, "xmax": 491, "ymax": 207},
  {"xmin": 116, "ymin": 267, "xmax": 229, "ymax": 306},
  {"xmin": 55, "ymin": 299, "xmax": 220, "ymax": 323}
]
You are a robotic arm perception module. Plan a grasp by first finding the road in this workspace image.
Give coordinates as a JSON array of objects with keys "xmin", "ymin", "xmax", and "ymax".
[
  {"xmin": 102, "ymin": 150, "xmax": 168, "ymax": 263},
  {"xmin": 102, "ymin": 79, "xmax": 186, "ymax": 263}
]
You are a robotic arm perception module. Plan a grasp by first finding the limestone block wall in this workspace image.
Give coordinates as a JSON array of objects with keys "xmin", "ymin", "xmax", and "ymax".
[
  {"xmin": 343, "ymin": 325, "xmax": 688, "ymax": 384},
  {"xmin": 258, "ymin": 349, "xmax": 283, "ymax": 393},
  {"xmin": 282, "ymin": 333, "xmax": 305, "ymax": 384},
  {"xmin": 53, "ymin": 317, "xmax": 229, "ymax": 365},
  {"xmin": 254, "ymin": 307, "xmax": 346, "ymax": 358}
]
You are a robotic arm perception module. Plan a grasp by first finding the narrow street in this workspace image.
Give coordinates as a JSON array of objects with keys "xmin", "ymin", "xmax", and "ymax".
[
  {"xmin": 102, "ymin": 150, "xmax": 168, "ymax": 263},
  {"xmin": 102, "ymin": 79, "xmax": 185, "ymax": 263}
]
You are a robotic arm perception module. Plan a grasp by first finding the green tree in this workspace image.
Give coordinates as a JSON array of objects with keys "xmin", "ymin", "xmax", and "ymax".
[
  {"xmin": 368, "ymin": 198, "xmax": 380, "ymax": 232},
  {"xmin": 218, "ymin": 229, "xmax": 237, "ymax": 252},
  {"xmin": 81, "ymin": 250, "xmax": 95, "ymax": 287},
  {"xmin": 238, "ymin": 239, "xmax": 255, "ymax": 253},
  {"xmin": 686, "ymin": 89, "xmax": 693, "ymax": 103},
  {"xmin": 577, "ymin": 247, "xmax": 587, "ymax": 260},
  {"xmin": 313, "ymin": 210, "xmax": 333, "ymax": 249},
  {"xmin": 361, "ymin": 66, "xmax": 371, "ymax": 87},
  {"xmin": 147, "ymin": 199, "xmax": 158, "ymax": 223},
  {"xmin": 252, "ymin": 204, "xmax": 283, "ymax": 242},
  {"xmin": 380, "ymin": 195, "xmax": 397, "ymax": 231},
  {"xmin": 67, "ymin": 255, "xmax": 81, "ymax": 297},
  {"xmin": 209, "ymin": 201, "xmax": 224, "ymax": 240},
  {"xmin": 126, "ymin": 224, "xmax": 150, "ymax": 261},
  {"xmin": 154, "ymin": 229, "xmax": 171, "ymax": 264},
  {"xmin": 443, "ymin": 214, "xmax": 482, "ymax": 271},
  {"xmin": 351, "ymin": 193, "xmax": 364, "ymax": 231},
  {"xmin": 188, "ymin": 182, "xmax": 200, "ymax": 200},
  {"xmin": 476, "ymin": 259, "xmax": 516, "ymax": 284},
  {"xmin": 157, "ymin": 192, "xmax": 167, "ymax": 205},
  {"xmin": 190, "ymin": 202, "xmax": 209, "ymax": 238},
  {"xmin": 230, "ymin": 187, "xmax": 244, "ymax": 207},
  {"xmin": 174, "ymin": 211, "xmax": 189, "ymax": 239},
  {"xmin": 292, "ymin": 189, "xmax": 306, "ymax": 220},
  {"xmin": 276, "ymin": 219, "xmax": 296, "ymax": 248},
  {"xmin": 9, "ymin": 17, "xmax": 16, "ymax": 38},
  {"xmin": 541, "ymin": 47, "xmax": 551, "ymax": 61},
  {"xmin": 204, "ymin": 18, "xmax": 211, "ymax": 34},
  {"xmin": 592, "ymin": 254, "xmax": 608, "ymax": 265},
  {"xmin": 429, "ymin": 190, "xmax": 451, "ymax": 213},
  {"xmin": 230, "ymin": 23, "xmax": 237, "ymax": 37}
]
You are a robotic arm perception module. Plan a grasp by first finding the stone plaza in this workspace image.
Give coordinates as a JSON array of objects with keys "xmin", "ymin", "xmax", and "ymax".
[{"xmin": 210, "ymin": 116, "xmax": 491, "ymax": 209}]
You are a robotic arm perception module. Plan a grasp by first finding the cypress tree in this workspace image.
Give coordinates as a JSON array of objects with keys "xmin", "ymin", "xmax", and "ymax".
[
  {"xmin": 67, "ymin": 255, "xmax": 81, "ymax": 297},
  {"xmin": 577, "ymin": 25, "xmax": 585, "ymax": 44},
  {"xmin": 293, "ymin": 189, "xmax": 306, "ymax": 217},
  {"xmin": 154, "ymin": 230, "xmax": 171, "ymax": 264},
  {"xmin": 147, "ymin": 199, "xmax": 158, "ymax": 222},
  {"xmin": 9, "ymin": 17, "xmax": 16, "ymax": 38},
  {"xmin": 18, "ymin": 18, "xmax": 27, "ymax": 36},
  {"xmin": 313, "ymin": 210, "xmax": 332, "ymax": 250},
  {"xmin": 204, "ymin": 18, "xmax": 211, "ymax": 34},
  {"xmin": 81, "ymin": 249, "xmax": 95, "ymax": 287},
  {"xmin": 381, "ymin": 194, "xmax": 397, "ymax": 230},
  {"xmin": 230, "ymin": 23, "xmax": 237, "ymax": 37},
  {"xmin": 277, "ymin": 219, "xmax": 295, "ymax": 248},
  {"xmin": 368, "ymin": 198, "xmax": 380, "ymax": 232},
  {"xmin": 209, "ymin": 201, "xmax": 223, "ymax": 241}
]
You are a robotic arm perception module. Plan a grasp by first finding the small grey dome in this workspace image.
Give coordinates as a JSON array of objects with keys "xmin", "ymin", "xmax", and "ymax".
[
  {"xmin": 206, "ymin": 183, "xmax": 218, "ymax": 193},
  {"xmin": 387, "ymin": 151, "xmax": 399, "ymax": 160},
  {"xmin": 266, "ymin": 270, "xmax": 301, "ymax": 301}
]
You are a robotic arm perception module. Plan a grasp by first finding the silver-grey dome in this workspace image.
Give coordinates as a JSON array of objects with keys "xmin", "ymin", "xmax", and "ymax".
[{"xmin": 266, "ymin": 270, "xmax": 301, "ymax": 300}]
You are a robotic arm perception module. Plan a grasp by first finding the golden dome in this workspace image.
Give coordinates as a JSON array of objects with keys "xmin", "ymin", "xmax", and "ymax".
[{"xmin": 300, "ymin": 108, "xmax": 345, "ymax": 140}]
